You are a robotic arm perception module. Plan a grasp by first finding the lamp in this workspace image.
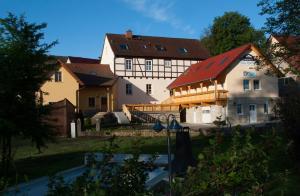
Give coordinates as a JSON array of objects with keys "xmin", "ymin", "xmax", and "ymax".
[{"xmin": 152, "ymin": 114, "xmax": 182, "ymax": 196}]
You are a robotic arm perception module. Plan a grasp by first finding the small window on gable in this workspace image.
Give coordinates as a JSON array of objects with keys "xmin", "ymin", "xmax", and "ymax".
[
  {"xmin": 119, "ymin": 44, "xmax": 128, "ymax": 50},
  {"xmin": 54, "ymin": 71, "xmax": 62, "ymax": 82},
  {"xmin": 179, "ymin": 48, "xmax": 188, "ymax": 53},
  {"xmin": 155, "ymin": 45, "xmax": 166, "ymax": 51}
]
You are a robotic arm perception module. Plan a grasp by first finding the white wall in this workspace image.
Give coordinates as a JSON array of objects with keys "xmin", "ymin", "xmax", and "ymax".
[
  {"xmin": 100, "ymin": 36, "xmax": 115, "ymax": 73},
  {"xmin": 115, "ymin": 77, "xmax": 175, "ymax": 109}
]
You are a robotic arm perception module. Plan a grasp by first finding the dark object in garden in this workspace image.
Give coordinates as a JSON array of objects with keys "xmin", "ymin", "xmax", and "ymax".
[{"xmin": 172, "ymin": 129, "xmax": 196, "ymax": 175}]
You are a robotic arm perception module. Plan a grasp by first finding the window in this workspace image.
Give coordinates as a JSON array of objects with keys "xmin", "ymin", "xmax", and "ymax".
[
  {"xmin": 54, "ymin": 71, "xmax": 62, "ymax": 82},
  {"xmin": 237, "ymin": 104, "xmax": 243, "ymax": 115},
  {"xmin": 179, "ymin": 48, "xmax": 188, "ymax": 53},
  {"xmin": 165, "ymin": 60, "xmax": 171, "ymax": 67},
  {"xmin": 126, "ymin": 83, "xmax": 132, "ymax": 95},
  {"xmin": 125, "ymin": 59, "xmax": 132, "ymax": 70},
  {"xmin": 155, "ymin": 45, "xmax": 166, "ymax": 51},
  {"xmin": 243, "ymin": 79, "xmax": 250, "ymax": 90},
  {"xmin": 253, "ymin": 80, "xmax": 260, "ymax": 90},
  {"xmin": 119, "ymin": 44, "xmax": 128, "ymax": 50},
  {"xmin": 146, "ymin": 84, "xmax": 152, "ymax": 94},
  {"xmin": 145, "ymin": 60, "xmax": 152, "ymax": 71},
  {"xmin": 88, "ymin": 97, "xmax": 95, "ymax": 107},
  {"xmin": 264, "ymin": 102, "xmax": 269, "ymax": 114}
]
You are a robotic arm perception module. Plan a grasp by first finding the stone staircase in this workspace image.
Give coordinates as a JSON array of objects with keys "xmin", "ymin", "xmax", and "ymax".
[
  {"xmin": 122, "ymin": 104, "xmax": 181, "ymax": 123},
  {"xmin": 113, "ymin": 112, "xmax": 130, "ymax": 124}
]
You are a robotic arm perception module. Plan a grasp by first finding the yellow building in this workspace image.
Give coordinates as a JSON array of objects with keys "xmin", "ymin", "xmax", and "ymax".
[{"xmin": 40, "ymin": 59, "xmax": 117, "ymax": 116}]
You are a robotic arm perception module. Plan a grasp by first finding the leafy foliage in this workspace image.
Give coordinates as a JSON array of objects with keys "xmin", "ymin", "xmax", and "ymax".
[
  {"xmin": 175, "ymin": 127, "xmax": 282, "ymax": 195},
  {"xmin": 200, "ymin": 12, "xmax": 266, "ymax": 55},
  {"xmin": 257, "ymin": 0, "xmax": 300, "ymax": 76},
  {"xmin": 47, "ymin": 137, "xmax": 156, "ymax": 196},
  {"xmin": 0, "ymin": 13, "xmax": 57, "ymax": 176}
]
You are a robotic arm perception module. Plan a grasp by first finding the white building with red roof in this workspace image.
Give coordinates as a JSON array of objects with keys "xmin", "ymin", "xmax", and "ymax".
[{"xmin": 167, "ymin": 44, "xmax": 279, "ymax": 125}]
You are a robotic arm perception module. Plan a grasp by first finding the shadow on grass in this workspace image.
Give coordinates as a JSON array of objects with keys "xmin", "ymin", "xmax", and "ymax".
[{"xmin": 6, "ymin": 151, "xmax": 85, "ymax": 187}]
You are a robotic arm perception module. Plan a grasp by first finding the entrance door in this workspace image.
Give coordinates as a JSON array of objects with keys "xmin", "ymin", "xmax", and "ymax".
[
  {"xmin": 101, "ymin": 97, "xmax": 107, "ymax": 112},
  {"xmin": 249, "ymin": 104, "xmax": 257, "ymax": 123},
  {"xmin": 202, "ymin": 107, "xmax": 211, "ymax": 123}
]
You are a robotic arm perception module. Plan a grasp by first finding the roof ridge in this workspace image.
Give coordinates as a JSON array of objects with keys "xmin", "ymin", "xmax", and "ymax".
[{"xmin": 106, "ymin": 33, "xmax": 200, "ymax": 41}]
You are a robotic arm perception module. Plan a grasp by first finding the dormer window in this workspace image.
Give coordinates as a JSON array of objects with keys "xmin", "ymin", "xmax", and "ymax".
[
  {"xmin": 155, "ymin": 45, "xmax": 166, "ymax": 51},
  {"xmin": 119, "ymin": 44, "xmax": 128, "ymax": 50},
  {"xmin": 179, "ymin": 48, "xmax": 188, "ymax": 53},
  {"xmin": 142, "ymin": 44, "xmax": 148, "ymax": 49},
  {"xmin": 89, "ymin": 71, "xmax": 97, "ymax": 75}
]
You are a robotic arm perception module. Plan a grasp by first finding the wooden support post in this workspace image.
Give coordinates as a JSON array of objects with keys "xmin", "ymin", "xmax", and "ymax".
[
  {"xmin": 106, "ymin": 88, "xmax": 110, "ymax": 112},
  {"xmin": 187, "ymin": 86, "xmax": 191, "ymax": 94},
  {"xmin": 214, "ymin": 80, "xmax": 217, "ymax": 101},
  {"xmin": 200, "ymin": 83, "xmax": 203, "ymax": 93},
  {"xmin": 180, "ymin": 87, "xmax": 183, "ymax": 95}
]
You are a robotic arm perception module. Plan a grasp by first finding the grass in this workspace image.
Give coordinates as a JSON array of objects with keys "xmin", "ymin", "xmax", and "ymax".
[{"xmin": 5, "ymin": 129, "xmax": 300, "ymax": 195}]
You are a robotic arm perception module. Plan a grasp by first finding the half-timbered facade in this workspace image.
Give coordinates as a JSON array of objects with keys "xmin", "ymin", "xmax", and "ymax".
[
  {"xmin": 100, "ymin": 30, "xmax": 210, "ymax": 109},
  {"xmin": 167, "ymin": 44, "xmax": 280, "ymax": 125}
]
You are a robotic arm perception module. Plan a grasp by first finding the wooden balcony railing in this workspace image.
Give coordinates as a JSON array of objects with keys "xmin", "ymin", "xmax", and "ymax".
[
  {"xmin": 169, "ymin": 90, "xmax": 228, "ymax": 105},
  {"xmin": 124, "ymin": 104, "xmax": 180, "ymax": 112}
]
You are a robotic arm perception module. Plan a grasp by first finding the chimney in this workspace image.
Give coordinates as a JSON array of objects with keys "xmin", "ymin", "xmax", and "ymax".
[{"xmin": 125, "ymin": 29, "xmax": 133, "ymax": 39}]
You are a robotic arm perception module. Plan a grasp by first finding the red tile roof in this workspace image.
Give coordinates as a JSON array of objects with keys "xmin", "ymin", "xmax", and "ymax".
[
  {"xmin": 273, "ymin": 35, "xmax": 299, "ymax": 45},
  {"xmin": 168, "ymin": 44, "xmax": 252, "ymax": 89},
  {"xmin": 106, "ymin": 33, "xmax": 210, "ymax": 60}
]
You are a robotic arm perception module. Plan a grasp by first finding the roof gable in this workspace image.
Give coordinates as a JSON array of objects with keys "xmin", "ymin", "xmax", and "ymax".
[
  {"xmin": 58, "ymin": 60, "xmax": 116, "ymax": 86},
  {"xmin": 168, "ymin": 44, "xmax": 252, "ymax": 89},
  {"xmin": 106, "ymin": 33, "xmax": 210, "ymax": 60}
]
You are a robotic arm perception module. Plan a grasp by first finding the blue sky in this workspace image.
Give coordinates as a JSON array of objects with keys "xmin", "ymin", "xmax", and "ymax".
[{"xmin": 0, "ymin": 0, "xmax": 266, "ymax": 58}]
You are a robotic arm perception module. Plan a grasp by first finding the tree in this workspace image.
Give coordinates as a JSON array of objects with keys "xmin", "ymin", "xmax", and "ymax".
[
  {"xmin": 258, "ymin": 0, "xmax": 300, "ymax": 160},
  {"xmin": 200, "ymin": 12, "xmax": 266, "ymax": 55},
  {"xmin": 258, "ymin": 0, "xmax": 300, "ymax": 75},
  {"xmin": 0, "ymin": 13, "xmax": 57, "ymax": 176}
]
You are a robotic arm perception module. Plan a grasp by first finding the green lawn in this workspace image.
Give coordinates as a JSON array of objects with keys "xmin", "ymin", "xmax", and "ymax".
[
  {"xmin": 6, "ymin": 131, "xmax": 300, "ymax": 195},
  {"xmin": 10, "ymin": 136, "xmax": 208, "ymax": 185}
]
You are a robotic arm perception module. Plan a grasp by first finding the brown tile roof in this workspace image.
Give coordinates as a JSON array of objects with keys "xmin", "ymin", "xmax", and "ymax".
[
  {"xmin": 106, "ymin": 33, "xmax": 210, "ymax": 60},
  {"xmin": 60, "ymin": 61, "xmax": 116, "ymax": 86},
  {"xmin": 67, "ymin": 56, "xmax": 100, "ymax": 64}
]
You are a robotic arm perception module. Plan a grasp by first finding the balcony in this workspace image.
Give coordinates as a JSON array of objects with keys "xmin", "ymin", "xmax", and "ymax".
[{"xmin": 168, "ymin": 90, "xmax": 228, "ymax": 105}]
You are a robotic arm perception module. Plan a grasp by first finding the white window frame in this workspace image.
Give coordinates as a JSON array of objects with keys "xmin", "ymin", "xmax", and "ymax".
[
  {"xmin": 125, "ymin": 59, "xmax": 132, "ymax": 70},
  {"xmin": 237, "ymin": 104, "xmax": 243, "ymax": 115},
  {"xmin": 54, "ymin": 71, "xmax": 62, "ymax": 82},
  {"xmin": 146, "ymin": 84, "xmax": 152, "ymax": 94},
  {"xmin": 243, "ymin": 79, "xmax": 250, "ymax": 91},
  {"xmin": 164, "ymin": 60, "xmax": 171, "ymax": 67},
  {"xmin": 145, "ymin": 59, "xmax": 152, "ymax": 71},
  {"xmin": 126, "ymin": 83, "xmax": 132, "ymax": 95},
  {"xmin": 253, "ymin": 79, "xmax": 261, "ymax": 90}
]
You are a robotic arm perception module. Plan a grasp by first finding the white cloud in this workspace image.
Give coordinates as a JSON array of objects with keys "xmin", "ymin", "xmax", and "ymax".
[{"xmin": 121, "ymin": 0, "xmax": 195, "ymax": 35}]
